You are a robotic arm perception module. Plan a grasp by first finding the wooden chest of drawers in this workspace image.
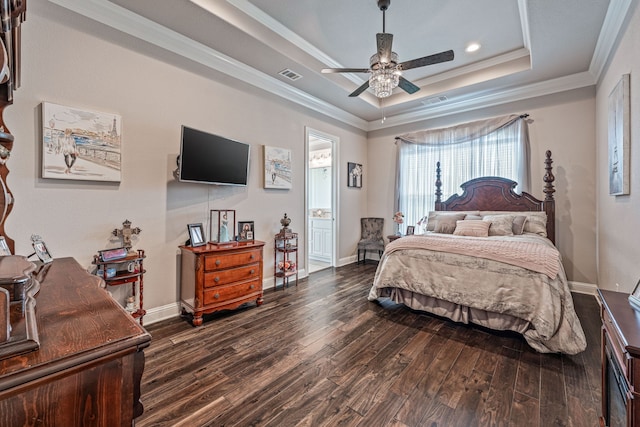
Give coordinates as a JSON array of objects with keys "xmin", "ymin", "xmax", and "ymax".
[
  {"xmin": 598, "ymin": 289, "xmax": 640, "ymax": 427},
  {"xmin": 180, "ymin": 241, "xmax": 265, "ymax": 326}
]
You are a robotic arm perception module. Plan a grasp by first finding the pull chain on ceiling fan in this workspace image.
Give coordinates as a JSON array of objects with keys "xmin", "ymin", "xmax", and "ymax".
[{"xmin": 322, "ymin": 0, "xmax": 454, "ymax": 99}]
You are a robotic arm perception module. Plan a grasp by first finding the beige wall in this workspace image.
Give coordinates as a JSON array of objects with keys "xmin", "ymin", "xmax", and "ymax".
[
  {"xmin": 595, "ymin": 2, "xmax": 640, "ymax": 292},
  {"xmin": 5, "ymin": 3, "xmax": 367, "ymax": 318},
  {"xmin": 367, "ymin": 87, "xmax": 597, "ymax": 284}
]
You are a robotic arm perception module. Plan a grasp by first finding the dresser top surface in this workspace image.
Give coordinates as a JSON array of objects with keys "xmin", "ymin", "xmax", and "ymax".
[
  {"xmin": 599, "ymin": 289, "xmax": 640, "ymax": 354},
  {"xmin": 0, "ymin": 257, "xmax": 150, "ymax": 385}
]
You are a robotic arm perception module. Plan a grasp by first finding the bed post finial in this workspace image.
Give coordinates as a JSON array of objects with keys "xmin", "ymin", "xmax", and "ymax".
[
  {"xmin": 543, "ymin": 150, "xmax": 555, "ymax": 201},
  {"xmin": 435, "ymin": 161, "xmax": 442, "ymax": 205}
]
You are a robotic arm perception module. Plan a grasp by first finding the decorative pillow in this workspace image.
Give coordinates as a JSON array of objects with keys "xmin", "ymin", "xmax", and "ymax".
[
  {"xmin": 464, "ymin": 214, "xmax": 483, "ymax": 220},
  {"xmin": 479, "ymin": 211, "xmax": 547, "ymax": 237},
  {"xmin": 433, "ymin": 213, "xmax": 467, "ymax": 234},
  {"xmin": 453, "ymin": 220, "xmax": 490, "ymax": 237},
  {"xmin": 426, "ymin": 211, "xmax": 479, "ymax": 231},
  {"xmin": 522, "ymin": 212, "xmax": 547, "ymax": 237},
  {"xmin": 512, "ymin": 215, "xmax": 528, "ymax": 235},
  {"xmin": 482, "ymin": 214, "xmax": 515, "ymax": 236}
]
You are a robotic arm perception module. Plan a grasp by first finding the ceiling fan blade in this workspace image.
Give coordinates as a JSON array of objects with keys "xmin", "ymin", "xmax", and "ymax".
[
  {"xmin": 349, "ymin": 81, "xmax": 370, "ymax": 97},
  {"xmin": 376, "ymin": 33, "xmax": 393, "ymax": 64},
  {"xmin": 322, "ymin": 68, "xmax": 371, "ymax": 74},
  {"xmin": 398, "ymin": 77, "xmax": 420, "ymax": 94},
  {"xmin": 398, "ymin": 49, "xmax": 454, "ymax": 70}
]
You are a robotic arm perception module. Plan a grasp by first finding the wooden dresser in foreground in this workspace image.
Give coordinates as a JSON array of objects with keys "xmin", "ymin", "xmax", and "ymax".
[
  {"xmin": 180, "ymin": 241, "xmax": 265, "ymax": 326},
  {"xmin": 0, "ymin": 257, "xmax": 151, "ymax": 427},
  {"xmin": 598, "ymin": 289, "xmax": 640, "ymax": 427}
]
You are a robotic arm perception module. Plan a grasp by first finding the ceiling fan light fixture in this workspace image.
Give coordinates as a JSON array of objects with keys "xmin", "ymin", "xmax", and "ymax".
[
  {"xmin": 369, "ymin": 52, "xmax": 400, "ymax": 98},
  {"xmin": 369, "ymin": 67, "xmax": 400, "ymax": 98}
]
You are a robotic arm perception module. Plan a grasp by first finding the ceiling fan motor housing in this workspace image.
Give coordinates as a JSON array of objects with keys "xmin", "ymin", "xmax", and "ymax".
[{"xmin": 378, "ymin": 0, "xmax": 391, "ymax": 11}]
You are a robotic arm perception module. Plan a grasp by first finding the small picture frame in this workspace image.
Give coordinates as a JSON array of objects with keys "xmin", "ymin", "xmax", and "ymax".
[
  {"xmin": 98, "ymin": 246, "xmax": 128, "ymax": 262},
  {"xmin": 32, "ymin": 237, "xmax": 53, "ymax": 264},
  {"xmin": 187, "ymin": 223, "xmax": 206, "ymax": 247},
  {"xmin": 0, "ymin": 236, "xmax": 10, "ymax": 256},
  {"xmin": 210, "ymin": 209, "xmax": 236, "ymax": 245},
  {"xmin": 629, "ymin": 279, "xmax": 640, "ymax": 311},
  {"xmin": 406, "ymin": 226, "xmax": 415, "ymax": 235},
  {"xmin": 347, "ymin": 162, "xmax": 363, "ymax": 188},
  {"xmin": 238, "ymin": 221, "xmax": 255, "ymax": 242}
]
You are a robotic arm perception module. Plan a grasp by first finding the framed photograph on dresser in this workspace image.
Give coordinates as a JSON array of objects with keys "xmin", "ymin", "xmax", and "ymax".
[
  {"xmin": 628, "ymin": 278, "xmax": 640, "ymax": 311},
  {"xmin": 237, "ymin": 221, "xmax": 254, "ymax": 242}
]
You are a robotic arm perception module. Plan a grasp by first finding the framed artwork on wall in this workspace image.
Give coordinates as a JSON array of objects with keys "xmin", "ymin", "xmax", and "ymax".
[
  {"xmin": 347, "ymin": 162, "xmax": 362, "ymax": 188},
  {"xmin": 264, "ymin": 146, "xmax": 292, "ymax": 189},
  {"xmin": 608, "ymin": 74, "xmax": 630, "ymax": 196},
  {"xmin": 41, "ymin": 102, "xmax": 122, "ymax": 182}
]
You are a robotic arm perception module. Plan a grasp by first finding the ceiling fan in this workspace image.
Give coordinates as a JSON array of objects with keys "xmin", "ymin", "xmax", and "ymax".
[{"xmin": 321, "ymin": 0, "xmax": 454, "ymax": 98}]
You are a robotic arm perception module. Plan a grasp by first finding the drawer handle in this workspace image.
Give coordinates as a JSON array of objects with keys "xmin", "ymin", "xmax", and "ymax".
[
  {"xmin": 250, "ymin": 254, "xmax": 255, "ymax": 260},
  {"xmin": 214, "ymin": 277, "xmax": 220, "ymax": 283},
  {"xmin": 215, "ymin": 260, "xmax": 221, "ymax": 266},
  {"xmin": 214, "ymin": 293, "xmax": 220, "ymax": 299},
  {"xmin": 250, "ymin": 284, "xmax": 255, "ymax": 289},
  {"xmin": 250, "ymin": 269, "xmax": 255, "ymax": 275}
]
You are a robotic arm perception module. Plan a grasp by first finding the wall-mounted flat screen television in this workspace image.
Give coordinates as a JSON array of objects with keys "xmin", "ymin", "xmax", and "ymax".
[{"xmin": 178, "ymin": 126, "xmax": 250, "ymax": 186}]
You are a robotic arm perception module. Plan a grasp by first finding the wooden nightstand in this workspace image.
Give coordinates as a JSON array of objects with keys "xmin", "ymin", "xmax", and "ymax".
[{"xmin": 387, "ymin": 234, "xmax": 403, "ymax": 242}]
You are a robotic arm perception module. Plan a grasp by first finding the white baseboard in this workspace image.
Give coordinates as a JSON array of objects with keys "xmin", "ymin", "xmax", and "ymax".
[
  {"xmin": 569, "ymin": 281, "xmax": 598, "ymax": 295},
  {"xmin": 338, "ymin": 255, "xmax": 357, "ymax": 266},
  {"xmin": 143, "ymin": 302, "xmax": 181, "ymax": 325}
]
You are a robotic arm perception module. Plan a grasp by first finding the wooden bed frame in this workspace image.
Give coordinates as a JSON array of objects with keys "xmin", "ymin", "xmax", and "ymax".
[{"xmin": 434, "ymin": 150, "xmax": 556, "ymax": 244}]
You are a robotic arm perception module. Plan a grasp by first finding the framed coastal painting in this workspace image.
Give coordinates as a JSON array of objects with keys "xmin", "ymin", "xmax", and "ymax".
[
  {"xmin": 264, "ymin": 146, "xmax": 292, "ymax": 189},
  {"xmin": 42, "ymin": 102, "xmax": 122, "ymax": 182},
  {"xmin": 608, "ymin": 74, "xmax": 630, "ymax": 195}
]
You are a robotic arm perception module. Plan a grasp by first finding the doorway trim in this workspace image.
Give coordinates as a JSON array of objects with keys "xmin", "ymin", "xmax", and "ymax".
[{"xmin": 305, "ymin": 127, "xmax": 338, "ymax": 274}]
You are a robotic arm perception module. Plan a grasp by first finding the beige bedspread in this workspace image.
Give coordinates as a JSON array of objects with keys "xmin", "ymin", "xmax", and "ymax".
[{"xmin": 368, "ymin": 233, "xmax": 587, "ymax": 354}]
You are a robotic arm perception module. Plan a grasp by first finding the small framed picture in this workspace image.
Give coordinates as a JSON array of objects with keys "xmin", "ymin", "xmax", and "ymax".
[
  {"xmin": 188, "ymin": 223, "xmax": 206, "ymax": 247},
  {"xmin": 629, "ymin": 279, "xmax": 640, "ymax": 311},
  {"xmin": 98, "ymin": 246, "xmax": 128, "ymax": 262},
  {"xmin": 347, "ymin": 162, "xmax": 363, "ymax": 188},
  {"xmin": 406, "ymin": 226, "xmax": 415, "ymax": 235},
  {"xmin": 0, "ymin": 236, "xmax": 10, "ymax": 256},
  {"xmin": 32, "ymin": 237, "xmax": 53, "ymax": 264},
  {"xmin": 238, "ymin": 221, "xmax": 255, "ymax": 242}
]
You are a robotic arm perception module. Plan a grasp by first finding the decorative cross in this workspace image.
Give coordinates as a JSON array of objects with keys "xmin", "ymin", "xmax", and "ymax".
[{"xmin": 112, "ymin": 219, "xmax": 141, "ymax": 251}]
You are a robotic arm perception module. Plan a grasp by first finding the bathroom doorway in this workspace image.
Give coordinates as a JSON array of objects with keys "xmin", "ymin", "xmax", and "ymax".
[{"xmin": 305, "ymin": 128, "xmax": 337, "ymax": 274}]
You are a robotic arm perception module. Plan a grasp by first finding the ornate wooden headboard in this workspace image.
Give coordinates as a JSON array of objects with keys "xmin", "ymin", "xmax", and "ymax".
[{"xmin": 434, "ymin": 150, "xmax": 556, "ymax": 244}]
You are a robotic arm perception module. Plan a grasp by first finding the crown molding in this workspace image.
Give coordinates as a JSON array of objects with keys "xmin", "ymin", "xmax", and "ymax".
[
  {"xmin": 368, "ymin": 71, "xmax": 596, "ymax": 131},
  {"xmin": 48, "ymin": 0, "xmax": 369, "ymax": 131},
  {"xmin": 47, "ymin": 0, "xmax": 618, "ymax": 134},
  {"xmin": 589, "ymin": 0, "xmax": 633, "ymax": 81}
]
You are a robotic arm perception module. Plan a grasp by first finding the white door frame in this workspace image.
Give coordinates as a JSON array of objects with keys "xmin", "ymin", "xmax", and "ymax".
[{"xmin": 305, "ymin": 127, "xmax": 338, "ymax": 273}]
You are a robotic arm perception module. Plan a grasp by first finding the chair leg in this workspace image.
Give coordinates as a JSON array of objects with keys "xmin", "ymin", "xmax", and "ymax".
[
  {"xmin": 363, "ymin": 249, "xmax": 367, "ymax": 264},
  {"xmin": 357, "ymin": 249, "xmax": 361, "ymax": 264}
]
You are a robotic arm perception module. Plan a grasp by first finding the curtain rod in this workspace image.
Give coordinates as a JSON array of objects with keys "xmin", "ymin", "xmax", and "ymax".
[{"xmin": 394, "ymin": 113, "xmax": 529, "ymax": 142}]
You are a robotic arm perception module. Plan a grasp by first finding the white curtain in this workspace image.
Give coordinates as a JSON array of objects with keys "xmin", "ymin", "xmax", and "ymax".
[{"xmin": 395, "ymin": 114, "xmax": 530, "ymax": 231}]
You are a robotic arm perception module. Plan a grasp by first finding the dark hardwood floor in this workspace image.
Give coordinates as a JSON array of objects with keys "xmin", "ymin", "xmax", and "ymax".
[{"xmin": 138, "ymin": 263, "xmax": 602, "ymax": 427}]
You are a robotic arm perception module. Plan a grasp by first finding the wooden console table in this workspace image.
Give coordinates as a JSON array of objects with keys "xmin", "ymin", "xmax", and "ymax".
[
  {"xmin": 0, "ymin": 257, "xmax": 151, "ymax": 426},
  {"xmin": 180, "ymin": 241, "xmax": 265, "ymax": 326}
]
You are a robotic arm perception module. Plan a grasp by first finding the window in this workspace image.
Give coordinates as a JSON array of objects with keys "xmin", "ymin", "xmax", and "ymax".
[{"xmin": 396, "ymin": 116, "xmax": 529, "ymax": 231}]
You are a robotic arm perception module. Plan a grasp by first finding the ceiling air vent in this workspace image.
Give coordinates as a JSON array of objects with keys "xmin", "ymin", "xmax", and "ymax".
[
  {"xmin": 422, "ymin": 95, "xmax": 448, "ymax": 105},
  {"xmin": 278, "ymin": 68, "xmax": 302, "ymax": 81}
]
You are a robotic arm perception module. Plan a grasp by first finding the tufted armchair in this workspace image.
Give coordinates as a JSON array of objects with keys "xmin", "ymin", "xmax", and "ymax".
[{"xmin": 357, "ymin": 218, "xmax": 385, "ymax": 264}]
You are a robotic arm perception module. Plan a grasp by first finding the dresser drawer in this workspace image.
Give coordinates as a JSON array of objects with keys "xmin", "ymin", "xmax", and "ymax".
[
  {"xmin": 203, "ymin": 279, "xmax": 262, "ymax": 305},
  {"xmin": 204, "ymin": 263, "xmax": 260, "ymax": 288},
  {"xmin": 204, "ymin": 249, "xmax": 262, "ymax": 271},
  {"xmin": 602, "ymin": 304, "xmax": 628, "ymax": 378}
]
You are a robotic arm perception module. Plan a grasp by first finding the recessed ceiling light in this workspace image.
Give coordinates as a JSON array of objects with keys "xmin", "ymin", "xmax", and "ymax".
[{"xmin": 465, "ymin": 43, "xmax": 481, "ymax": 53}]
